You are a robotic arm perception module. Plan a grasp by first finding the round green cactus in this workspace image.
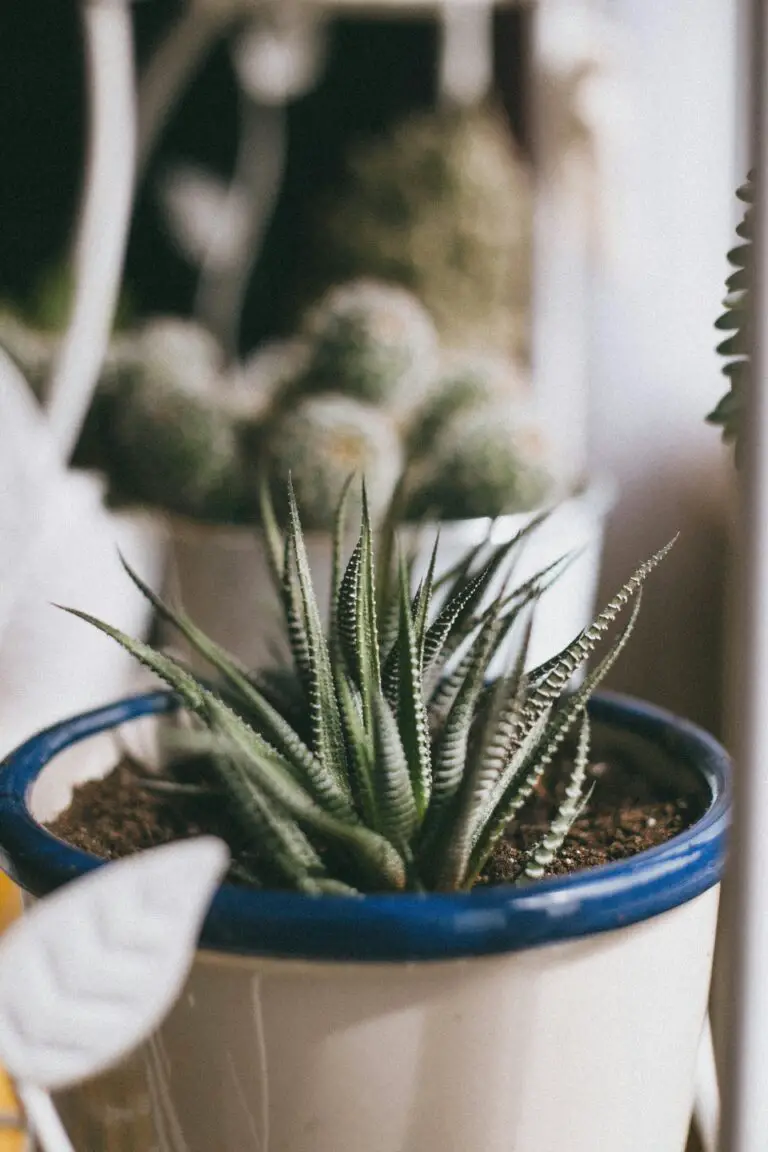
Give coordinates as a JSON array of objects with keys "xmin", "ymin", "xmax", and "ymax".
[
  {"xmin": 405, "ymin": 350, "xmax": 528, "ymax": 457},
  {"xmin": 264, "ymin": 394, "xmax": 404, "ymax": 529},
  {"xmin": 404, "ymin": 402, "xmax": 554, "ymax": 522},
  {"xmin": 109, "ymin": 377, "xmax": 243, "ymax": 524},
  {"xmin": 136, "ymin": 316, "xmax": 225, "ymax": 395},
  {"xmin": 311, "ymin": 105, "xmax": 533, "ymax": 361},
  {"xmin": 298, "ymin": 280, "xmax": 438, "ymax": 414}
]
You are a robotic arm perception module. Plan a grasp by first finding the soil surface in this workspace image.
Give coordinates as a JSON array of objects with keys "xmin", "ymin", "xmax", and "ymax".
[{"xmin": 48, "ymin": 741, "xmax": 705, "ymax": 889}]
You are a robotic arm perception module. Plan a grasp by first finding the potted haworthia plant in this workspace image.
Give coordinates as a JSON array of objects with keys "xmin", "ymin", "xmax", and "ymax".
[{"xmin": 0, "ymin": 480, "xmax": 730, "ymax": 1152}]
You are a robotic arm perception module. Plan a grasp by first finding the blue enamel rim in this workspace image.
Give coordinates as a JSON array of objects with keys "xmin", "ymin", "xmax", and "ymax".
[{"xmin": 0, "ymin": 690, "xmax": 731, "ymax": 962}]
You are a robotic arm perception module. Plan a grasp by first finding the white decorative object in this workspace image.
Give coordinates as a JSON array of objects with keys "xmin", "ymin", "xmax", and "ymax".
[
  {"xmin": 46, "ymin": 0, "xmax": 137, "ymax": 464},
  {"xmin": 0, "ymin": 838, "xmax": 229, "ymax": 1151},
  {"xmin": 0, "ymin": 1, "xmax": 166, "ymax": 750}
]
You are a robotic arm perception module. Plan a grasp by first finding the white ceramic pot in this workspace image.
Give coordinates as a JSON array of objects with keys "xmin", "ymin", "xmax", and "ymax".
[
  {"xmin": 0, "ymin": 691, "xmax": 730, "ymax": 1152},
  {"xmin": 0, "ymin": 471, "xmax": 167, "ymax": 753},
  {"xmin": 166, "ymin": 478, "xmax": 614, "ymax": 678}
]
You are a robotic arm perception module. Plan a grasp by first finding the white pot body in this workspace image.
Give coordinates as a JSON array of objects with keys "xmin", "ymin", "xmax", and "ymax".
[
  {"xmin": 56, "ymin": 886, "xmax": 717, "ymax": 1152},
  {"xmin": 0, "ymin": 472, "xmax": 167, "ymax": 751},
  {"xmin": 166, "ymin": 480, "xmax": 613, "ymax": 677}
]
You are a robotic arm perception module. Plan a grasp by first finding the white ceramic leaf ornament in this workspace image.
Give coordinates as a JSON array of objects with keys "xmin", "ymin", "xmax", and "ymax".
[{"xmin": 0, "ymin": 838, "xmax": 229, "ymax": 1094}]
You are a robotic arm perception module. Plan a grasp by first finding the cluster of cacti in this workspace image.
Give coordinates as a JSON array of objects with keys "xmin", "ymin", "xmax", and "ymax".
[
  {"xmin": 308, "ymin": 103, "xmax": 533, "ymax": 362},
  {"xmin": 65, "ymin": 478, "xmax": 673, "ymax": 893},
  {"xmin": 708, "ymin": 175, "xmax": 752, "ymax": 456},
  {"xmin": 1, "ymin": 275, "xmax": 555, "ymax": 528},
  {"xmin": 271, "ymin": 285, "xmax": 554, "ymax": 525}
]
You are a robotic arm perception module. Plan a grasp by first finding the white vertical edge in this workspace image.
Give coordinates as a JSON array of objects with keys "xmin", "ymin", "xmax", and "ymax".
[
  {"xmin": 17, "ymin": 1085, "xmax": 74, "ymax": 1152},
  {"xmin": 437, "ymin": 0, "xmax": 495, "ymax": 105},
  {"xmin": 719, "ymin": 2, "xmax": 768, "ymax": 1148},
  {"xmin": 45, "ymin": 0, "xmax": 137, "ymax": 464},
  {"xmin": 528, "ymin": 0, "xmax": 591, "ymax": 481}
]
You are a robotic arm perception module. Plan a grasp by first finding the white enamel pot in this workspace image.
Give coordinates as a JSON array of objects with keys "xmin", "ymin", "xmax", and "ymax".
[
  {"xmin": 0, "ymin": 690, "xmax": 729, "ymax": 1152},
  {"xmin": 166, "ymin": 478, "xmax": 614, "ymax": 678},
  {"xmin": 0, "ymin": 472, "xmax": 167, "ymax": 753}
]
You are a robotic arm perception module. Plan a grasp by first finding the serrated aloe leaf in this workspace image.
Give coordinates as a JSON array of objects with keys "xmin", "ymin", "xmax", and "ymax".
[
  {"xmin": 330, "ymin": 473, "xmax": 355, "ymax": 636},
  {"xmin": 283, "ymin": 532, "xmax": 313, "ymax": 686},
  {"xmin": 118, "ymin": 556, "xmax": 354, "ymax": 818},
  {"xmin": 356, "ymin": 484, "xmax": 382, "ymax": 723},
  {"xmin": 212, "ymin": 751, "xmax": 327, "ymax": 891},
  {"xmin": 421, "ymin": 608, "xmax": 505, "ymax": 874},
  {"xmin": 336, "ymin": 668, "xmax": 377, "ymax": 826},
  {"xmin": 421, "ymin": 531, "xmax": 530, "ymax": 679},
  {"xmin": 431, "ymin": 510, "xmax": 550, "ymax": 598},
  {"xmin": 521, "ymin": 537, "xmax": 677, "ymax": 729},
  {"xmin": 396, "ymin": 555, "xmax": 432, "ymax": 817},
  {"xmin": 425, "ymin": 587, "xmax": 536, "ymax": 726},
  {"xmin": 522, "ymin": 713, "xmax": 592, "ymax": 883},
  {"xmin": 380, "ymin": 536, "xmax": 439, "ymax": 705},
  {"xmin": 338, "ymin": 535, "xmax": 363, "ymax": 681},
  {"xmin": 371, "ymin": 689, "xmax": 418, "ymax": 851},
  {"xmin": 59, "ymin": 608, "xmax": 364, "ymax": 870},
  {"xmin": 414, "ymin": 531, "xmax": 440, "ymax": 655},
  {"xmin": 465, "ymin": 592, "xmax": 643, "ymax": 886},
  {"xmin": 258, "ymin": 471, "xmax": 287, "ymax": 594},
  {"xmin": 374, "ymin": 473, "xmax": 410, "ymax": 634},
  {"xmin": 286, "ymin": 480, "xmax": 348, "ymax": 789},
  {"xmin": 437, "ymin": 615, "xmax": 535, "ymax": 889},
  {"xmin": 205, "ymin": 695, "xmax": 405, "ymax": 890}
]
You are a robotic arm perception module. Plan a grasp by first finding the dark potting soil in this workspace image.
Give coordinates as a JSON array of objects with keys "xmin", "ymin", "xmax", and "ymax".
[{"xmin": 47, "ymin": 745, "xmax": 705, "ymax": 888}]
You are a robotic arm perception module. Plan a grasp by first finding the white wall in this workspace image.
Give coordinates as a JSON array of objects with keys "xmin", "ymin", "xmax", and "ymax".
[{"xmin": 587, "ymin": 0, "xmax": 737, "ymax": 732}]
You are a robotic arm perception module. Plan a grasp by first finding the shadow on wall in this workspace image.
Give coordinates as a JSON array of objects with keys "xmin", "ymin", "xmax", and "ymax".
[{"xmin": 596, "ymin": 455, "xmax": 732, "ymax": 739}]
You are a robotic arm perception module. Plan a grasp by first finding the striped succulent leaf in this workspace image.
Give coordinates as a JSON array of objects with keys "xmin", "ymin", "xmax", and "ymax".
[{"xmin": 66, "ymin": 481, "xmax": 673, "ymax": 893}]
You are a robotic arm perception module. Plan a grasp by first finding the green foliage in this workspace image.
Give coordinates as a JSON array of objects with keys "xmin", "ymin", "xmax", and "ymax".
[
  {"xmin": 708, "ymin": 175, "xmax": 753, "ymax": 455},
  {"xmin": 65, "ymin": 480, "xmax": 674, "ymax": 894}
]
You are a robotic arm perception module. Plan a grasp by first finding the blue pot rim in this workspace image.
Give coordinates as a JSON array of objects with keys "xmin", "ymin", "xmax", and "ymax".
[{"xmin": 0, "ymin": 690, "xmax": 731, "ymax": 963}]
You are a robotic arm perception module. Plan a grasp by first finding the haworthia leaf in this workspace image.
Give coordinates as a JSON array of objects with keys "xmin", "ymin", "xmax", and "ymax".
[
  {"xmin": 371, "ymin": 689, "xmax": 418, "ymax": 851},
  {"xmin": 465, "ymin": 592, "xmax": 644, "ymax": 886},
  {"xmin": 330, "ymin": 474, "xmax": 355, "ymax": 637},
  {"xmin": 118, "ymin": 556, "xmax": 354, "ymax": 818},
  {"xmin": 286, "ymin": 480, "xmax": 348, "ymax": 792},
  {"xmin": 396, "ymin": 555, "xmax": 432, "ymax": 817},
  {"xmin": 258, "ymin": 472, "xmax": 287, "ymax": 595},
  {"xmin": 437, "ymin": 614, "xmax": 534, "ymax": 890},
  {"xmin": 522, "ymin": 713, "xmax": 592, "ymax": 882},
  {"xmin": 521, "ymin": 538, "xmax": 677, "ymax": 729},
  {"xmin": 211, "ymin": 752, "xmax": 327, "ymax": 890},
  {"xmin": 336, "ymin": 669, "xmax": 377, "ymax": 827},
  {"xmin": 338, "ymin": 535, "xmax": 363, "ymax": 683}
]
